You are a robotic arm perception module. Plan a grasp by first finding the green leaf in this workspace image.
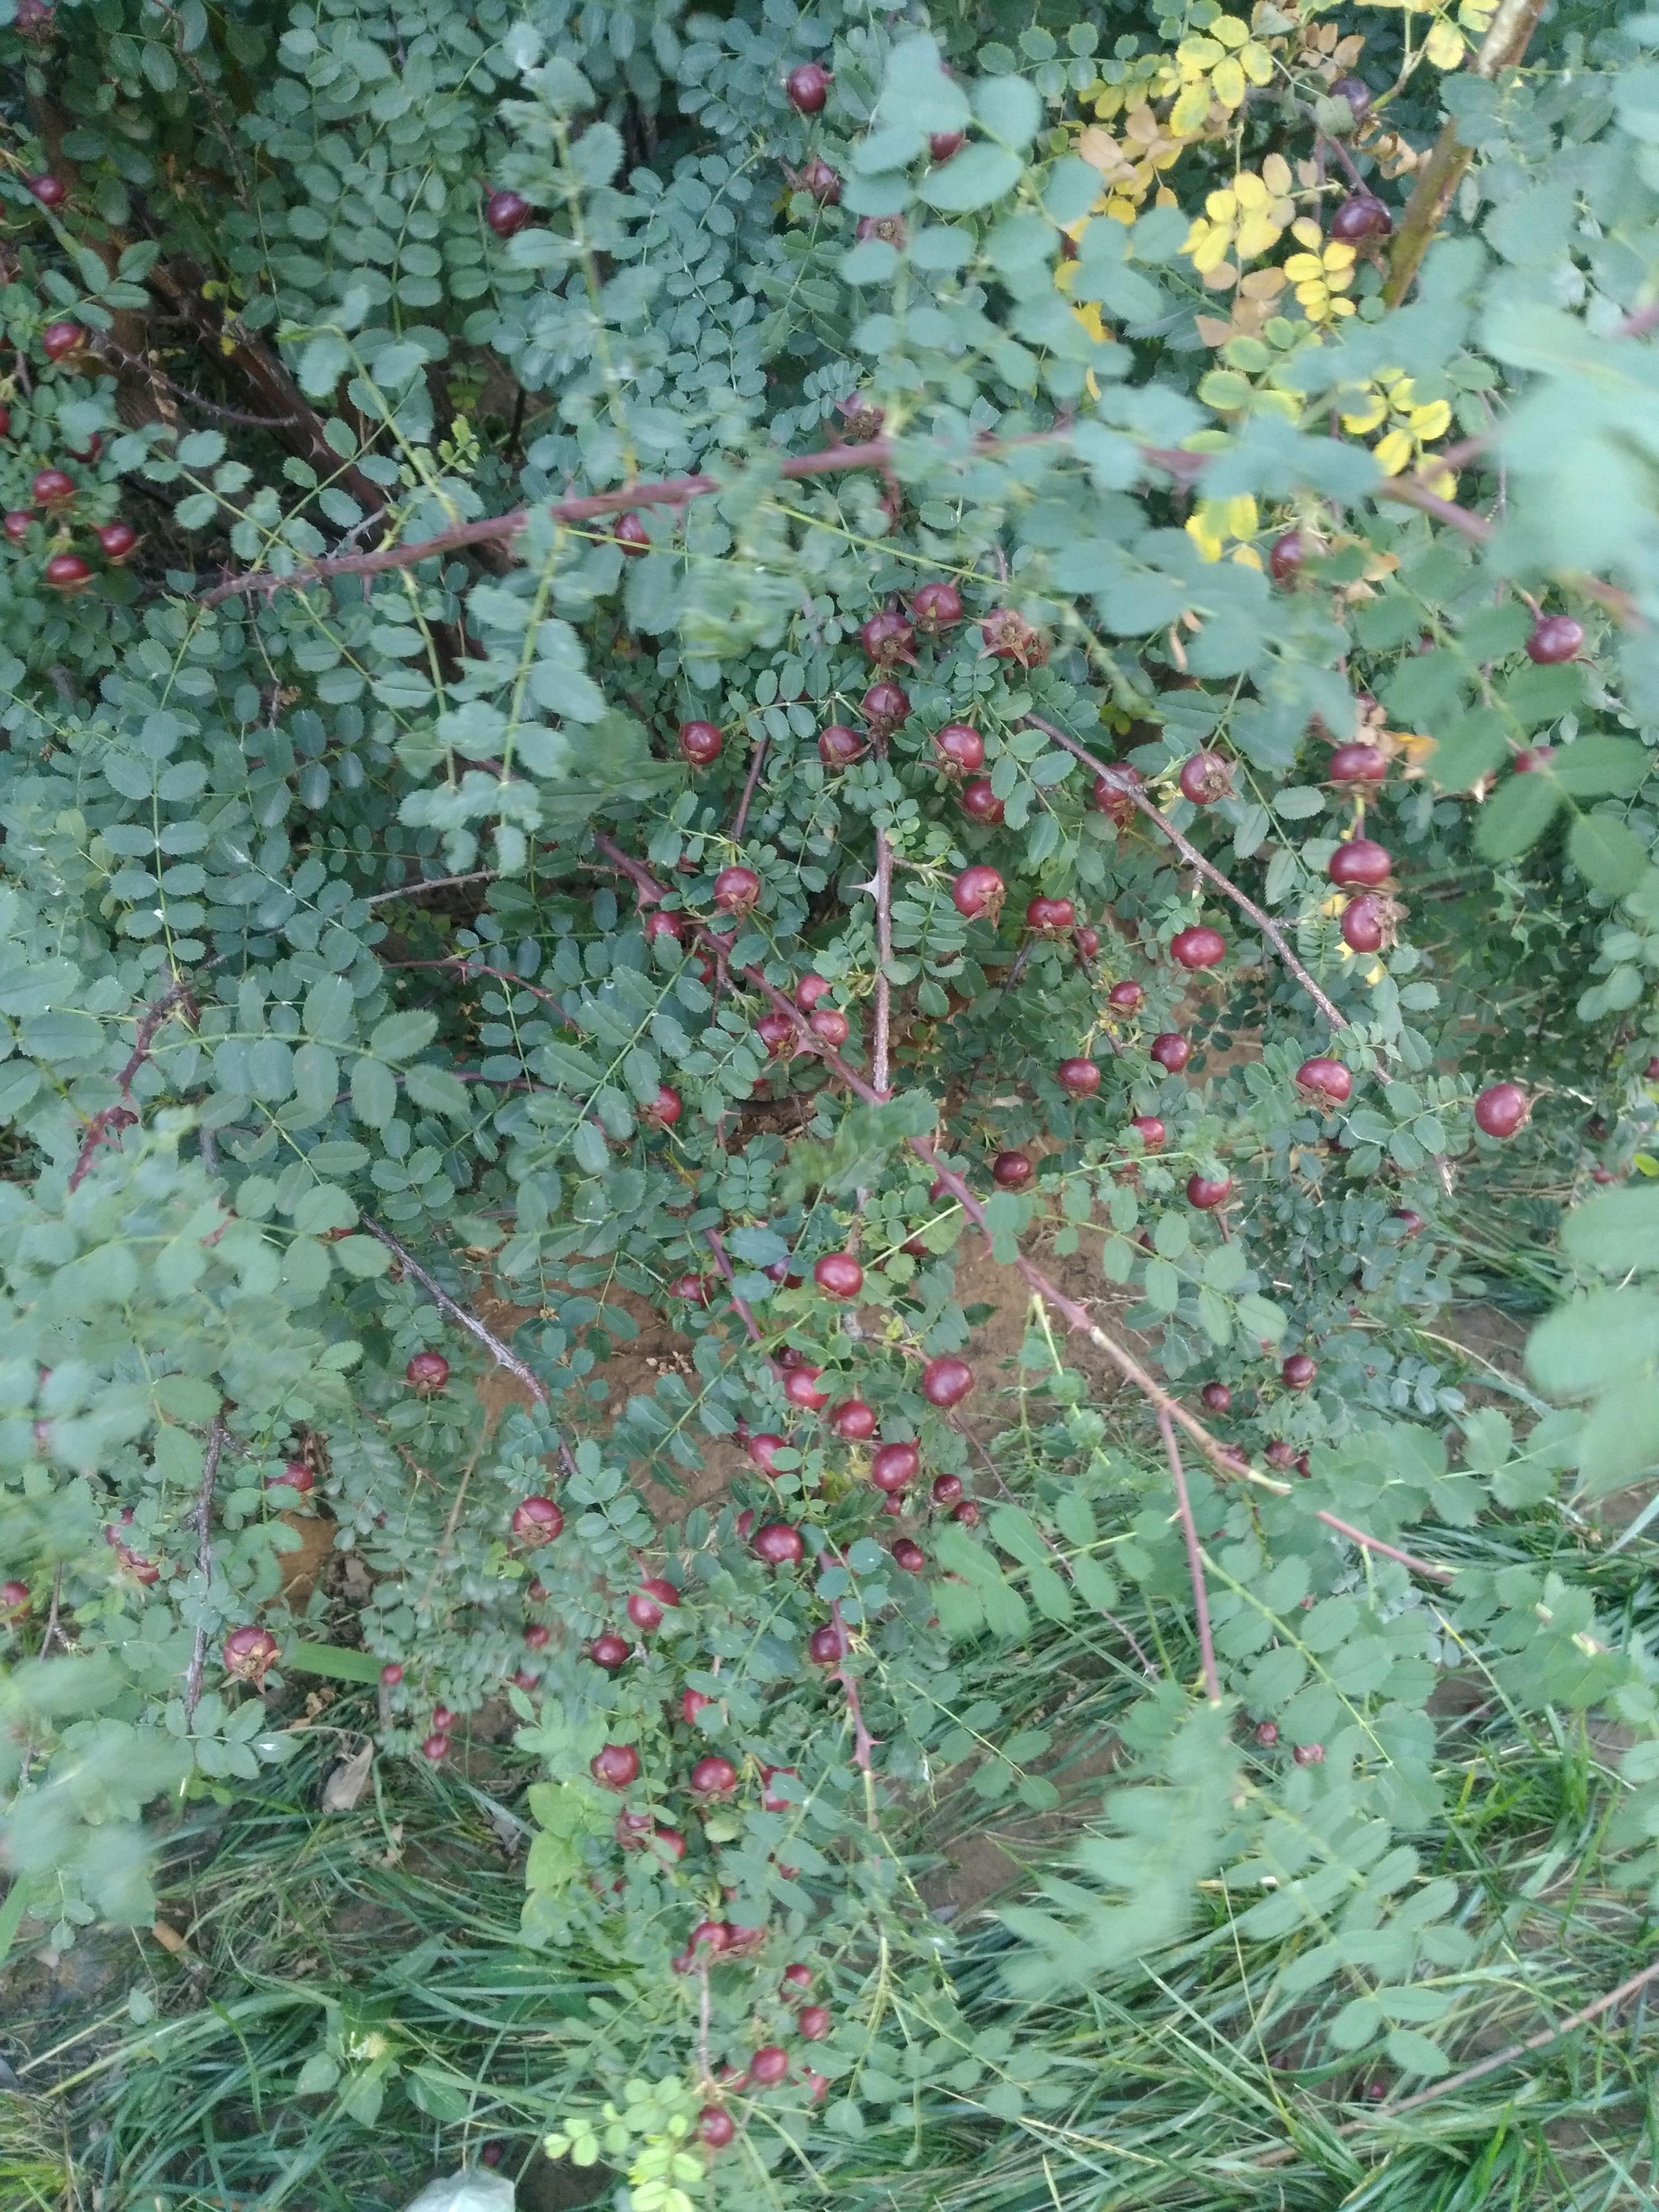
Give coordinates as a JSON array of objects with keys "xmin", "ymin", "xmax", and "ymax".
[
  {"xmin": 296, "ymin": 331, "xmax": 350, "ymax": 398},
  {"xmin": 1550, "ymin": 736, "xmax": 1649, "ymax": 798},
  {"xmin": 1473, "ymin": 771, "xmax": 1561, "ymax": 862},
  {"xmin": 350, "ymin": 1056, "xmax": 396, "ymax": 1130},
  {"xmin": 1426, "ymin": 708, "xmax": 1509, "ymax": 792},
  {"xmin": 921, "ymin": 144, "xmax": 1023, "ymax": 212},
  {"xmin": 286, "ymin": 1641, "xmax": 384, "ymax": 1683},
  {"xmin": 1569, "ymin": 813, "xmax": 1648, "ymax": 895},
  {"xmin": 371, "ymin": 1010, "xmax": 440, "ymax": 1062},
  {"xmin": 1562, "ymin": 1185, "xmax": 1659, "ymax": 1273}
]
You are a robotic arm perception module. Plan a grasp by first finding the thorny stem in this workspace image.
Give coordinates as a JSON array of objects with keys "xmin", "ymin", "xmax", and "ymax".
[
  {"xmin": 69, "ymin": 971, "xmax": 205, "ymax": 1190},
  {"xmin": 362, "ymin": 868, "xmax": 499, "ymax": 910},
  {"xmin": 731, "ymin": 732, "xmax": 769, "ymax": 844},
  {"xmin": 1159, "ymin": 1410, "xmax": 1221, "ymax": 1703},
  {"xmin": 702, "ymin": 1227, "xmax": 774, "ymax": 1364},
  {"xmin": 182, "ymin": 1412, "xmax": 229, "ymax": 1720},
  {"xmin": 871, "ymin": 831, "xmax": 894, "ymax": 1100},
  {"xmin": 829, "ymin": 1599, "xmax": 876, "ymax": 1771},
  {"xmin": 587, "ymin": 832, "xmax": 1454, "ymax": 1583},
  {"xmin": 1314, "ymin": 1511, "xmax": 1454, "ymax": 1582},
  {"xmin": 1024, "ymin": 717, "xmax": 1353, "ymax": 1036}
]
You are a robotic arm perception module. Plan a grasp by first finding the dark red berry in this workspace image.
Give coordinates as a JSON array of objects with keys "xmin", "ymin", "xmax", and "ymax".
[
  {"xmin": 1328, "ymin": 839, "xmax": 1392, "ymax": 889},
  {"xmin": 1296, "ymin": 1057, "xmax": 1352, "ymax": 1105},
  {"xmin": 40, "ymin": 321, "xmax": 80, "ymax": 361},
  {"xmin": 814, "ymin": 1252, "xmax": 863, "ymax": 1300},
  {"xmin": 1200, "ymin": 1381, "xmax": 1231, "ymax": 1413},
  {"xmin": 97, "ymin": 520, "xmax": 136, "ymax": 562},
  {"xmin": 933, "ymin": 722, "xmax": 984, "ymax": 775},
  {"xmin": 931, "ymin": 1472, "xmax": 963, "ymax": 1506},
  {"xmin": 980, "ymin": 607, "xmax": 1044, "ymax": 664},
  {"xmin": 796, "ymin": 973, "xmax": 831, "ymax": 1011},
  {"xmin": 750, "ymin": 2046, "xmax": 789, "ymax": 2086},
  {"xmin": 511, "ymin": 1495, "xmax": 563, "ymax": 1544},
  {"xmin": 1513, "ymin": 745, "xmax": 1555, "ymax": 773},
  {"xmin": 1526, "ymin": 615, "xmax": 1583, "ymax": 665},
  {"xmin": 785, "ymin": 61, "xmax": 831, "ymax": 112},
  {"xmin": 32, "ymin": 467, "xmax": 73, "ymax": 507},
  {"xmin": 405, "ymin": 1351, "xmax": 450, "ymax": 1389},
  {"xmin": 1328, "ymin": 743, "xmax": 1387, "ymax": 785},
  {"xmin": 911, "ymin": 580, "xmax": 962, "ymax": 632},
  {"xmin": 1171, "ymin": 925, "xmax": 1226, "ymax": 970},
  {"xmin": 951, "ymin": 865, "xmax": 1003, "ymax": 921},
  {"xmin": 808, "ymin": 1623, "xmax": 844, "ymax": 1665},
  {"xmin": 809, "ymin": 1006, "xmax": 850, "ymax": 1047},
  {"xmin": 1254, "ymin": 1719, "xmax": 1279, "ymax": 1746},
  {"xmin": 1074, "ymin": 925, "xmax": 1101, "ymax": 961},
  {"xmin": 691, "ymin": 1754, "xmax": 739, "ymax": 1795},
  {"xmin": 860, "ymin": 610, "xmax": 915, "ymax": 666},
  {"xmin": 1340, "ymin": 896, "xmax": 1387, "ymax": 954},
  {"xmin": 27, "ymin": 173, "xmax": 65, "ymax": 207},
  {"xmin": 642, "ymin": 1085, "xmax": 682, "ymax": 1132},
  {"xmin": 756, "ymin": 1011, "xmax": 795, "ymax": 1057},
  {"xmin": 713, "ymin": 865, "xmax": 761, "ymax": 914},
  {"xmin": 223, "ymin": 1624, "xmax": 280, "ymax": 1681},
  {"xmin": 784, "ymin": 1365, "xmax": 829, "ymax": 1410},
  {"xmin": 267, "ymin": 1460, "xmax": 315, "ymax": 1495},
  {"xmin": 592, "ymin": 1744, "xmax": 641, "ymax": 1790},
  {"xmin": 422, "ymin": 1732, "xmax": 450, "ymax": 1761},
  {"xmin": 1058, "ymin": 1058, "xmax": 1100, "ymax": 1098},
  {"xmin": 1281, "ymin": 1353, "xmax": 1317, "ymax": 1391},
  {"xmin": 44, "ymin": 550, "xmax": 91, "ymax": 593},
  {"xmin": 1092, "ymin": 766, "xmax": 1143, "ymax": 823},
  {"xmin": 1330, "ymin": 194, "xmax": 1391, "ymax": 241},
  {"xmin": 1187, "ymin": 1172, "xmax": 1233, "ymax": 1211},
  {"xmin": 1474, "ymin": 1082, "xmax": 1528, "ymax": 1139},
  {"xmin": 753, "ymin": 1522, "xmax": 805, "ymax": 1566},
  {"xmin": 861, "ymin": 679, "xmax": 909, "ymax": 732},
  {"xmin": 1178, "ymin": 752, "xmax": 1232, "ymax": 806},
  {"xmin": 1331, "ymin": 76, "xmax": 1371, "ymax": 120},
  {"xmin": 614, "ymin": 512, "xmax": 651, "ymax": 555},
  {"xmin": 747, "ymin": 1434, "xmax": 787, "ymax": 1477},
  {"xmin": 1268, "ymin": 532, "xmax": 1306, "ymax": 583},
  {"xmin": 952, "ymin": 1499, "xmax": 980, "ymax": 1526},
  {"xmin": 1108, "ymin": 979, "xmax": 1144, "ymax": 1013},
  {"xmin": 921, "ymin": 1356, "xmax": 974, "ymax": 1407},
  {"xmin": 798, "ymin": 2005, "xmax": 831, "ymax": 2040},
  {"xmin": 1294, "ymin": 1742, "xmax": 1325, "ymax": 1765},
  {"xmin": 68, "ymin": 431, "xmax": 102, "ymax": 464},
  {"xmin": 679, "ymin": 719, "xmax": 722, "ymax": 766},
  {"xmin": 485, "ymin": 188, "xmax": 532, "ymax": 237},
  {"xmin": 871, "ymin": 1440, "xmax": 919, "ymax": 1492},
  {"xmin": 891, "ymin": 1538, "xmax": 925, "ymax": 1572},
  {"xmin": 379, "ymin": 1661, "xmax": 403, "ymax": 1686},
  {"xmin": 1026, "ymin": 894, "xmax": 1076, "ymax": 934},
  {"xmin": 960, "ymin": 777, "xmax": 1005, "ymax": 825},
  {"xmin": 799, "ymin": 157, "xmax": 842, "ymax": 205},
  {"xmin": 1150, "ymin": 1033, "xmax": 1191, "ymax": 1073},
  {"xmin": 591, "ymin": 1633, "xmax": 630, "ymax": 1670},
  {"xmin": 818, "ymin": 721, "xmax": 864, "ymax": 767},
  {"xmin": 1131, "ymin": 1116, "xmax": 1166, "ymax": 1151},
  {"xmin": 1393, "ymin": 1209, "xmax": 1425, "ymax": 1237},
  {"xmin": 992, "ymin": 1150, "xmax": 1033, "ymax": 1189},
  {"xmin": 830, "ymin": 1398, "xmax": 877, "ymax": 1440},
  {"xmin": 681, "ymin": 1687, "xmax": 713, "ymax": 1724},
  {"xmin": 699, "ymin": 2107, "xmax": 736, "ymax": 2149},
  {"xmin": 4, "ymin": 511, "xmax": 32, "ymax": 542},
  {"xmin": 930, "ymin": 130, "xmax": 966, "ymax": 161},
  {"xmin": 523, "ymin": 1624, "xmax": 550, "ymax": 1649}
]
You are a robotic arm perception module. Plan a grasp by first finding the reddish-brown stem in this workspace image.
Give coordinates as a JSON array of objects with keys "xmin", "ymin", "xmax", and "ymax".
[
  {"xmin": 70, "ymin": 971, "xmax": 205, "ymax": 1190},
  {"xmin": 1314, "ymin": 1511, "xmax": 1453, "ymax": 1582},
  {"xmin": 1159, "ymin": 1410, "xmax": 1221, "ymax": 1703},
  {"xmin": 1024, "ymin": 717, "xmax": 1352, "ymax": 1035},
  {"xmin": 828, "ymin": 1599, "xmax": 876, "ymax": 1771},
  {"xmin": 731, "ymin": 733, "xmax": 769, "ymax": 844},
  {"xmin": 182, "ymin": 1411, "xmax": 229, "ymax": 1719},
  {"xmin": 702, "ymin": 1227, "xmax": 772, "ymax": 1358},
  {"xmin": 871, "ymin": 831, "xmax": 894, "ymax": 1100}
]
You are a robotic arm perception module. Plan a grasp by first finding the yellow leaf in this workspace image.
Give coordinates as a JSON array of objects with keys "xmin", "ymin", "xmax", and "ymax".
[
  {"xmin": 1178, "ymin": 36, "xmax": 1224, "ymax": 65},
  {"xmin": 1425, "ymin": 19, "xmax": 1465, "ymax": 67},
  {"xmin": 1170, "ymin": 80, "xmax": 1211, "ymax": 136},
  {"xmin": 1284, "ymin": 253, "xmax": 1325, "ymax": 280},
  {"xmin": 1373, "ymin": 428, "xmax": 1414, "ymax": 476},
  {"xmin": 1241, "ymin": 41, "xmax": 1276, "ymax": 86},
  {"xmin": 1205, "ymin": 187, "xmax": 1239, "ymax": 221},
  {"xmin": 1290, "ymin": 216, "xmax": 1323, "ymax": 247},
  {"xmin": 1211, "ymin": 14, "xmax": 1251, "ymax": 46},
  {"xmin": 1262, "ymin": 152, "xmax": 1292, "ymax": 195},
  {"xmin": 1409, "ymin": 399, "xmax": 1452, "ymax": 440},
  {"xmin": 1225, "ymin": 495, "xmax": 1260, "ymax": 538},
  {"xmin": 1323, "ymin": 241, "xmax": 1357, "ymax": 270},
  {"xmin": 1212, "ymin": 54, "xmax": 1246, "ymax": 107},
  {"xmin": 1186, "ymin": 510, "xmax": 1225, "ymax": 562},
  {"xmin": 1233, "ymin": 543, "xmax": 1264, "ymax": 569},
  {"xmin": 1234, "ymin": 172, "xmax": 1269, "ymax": 209},
  {"xmin": 1341, "ymin": 397, "xmax": 1388, "ymax": 434}
]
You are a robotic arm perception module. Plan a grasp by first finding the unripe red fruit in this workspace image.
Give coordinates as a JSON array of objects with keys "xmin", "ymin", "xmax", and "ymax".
[
  {"xmin": 951, "ymin": 865, "xmax": 1004, "ymax": 921},
  {"xmin": 1526, "ymin": 615, "xmax": 1583, "ymax": 664},
  {"xmin": 41, "ymin": 321, "xmax": 81, "ymax": 361},
  {"xmin": 830, "ymin": 1398, "xmax": 877, "ymax": 1440},
  {"xmin": 639, "ymin": 1085, "xmax": 682, "ymax": 1135},
  {"xmin": 931, "ymin": 1472, "xmax": 963, "ymax": 1505},
  {"xmin": 933, "ymin": 722, "xmax": 984, "ymax": 774},
  {"xmin": 512, "ymin": 1495, "xmax": 563, "ymax": 1543},
  {"xmin": 268, "ymin": 1460, "xmax": 315, "ymax": 1495},
  {"xmin": 1093, "ymin": 766, "xmax": 1142, "ymax": 823},
  {"xmin": 1328, "ymin": 839, "xmax": 1392, "ymax": 889},
  {"xmin": 614, "ymin": 513, "xmax": 651, "ymax": 555},
  {"xmin": 1328, "ymin": 743, "xmax": 1387, "ymax": 785},
  {"xmin": 785, "ymin": 61, "xmax": 831, "ymax": 111},
  {"xmin": 629, "ymin": 1577, "xmax": 682, "ymax": 1631},
  {"xmin": 1150, "ymin": 1033, "xmax": 1191, "ymax": 1073},
  {"xmin": 921, "ymin": 1355, "xmax": 974, "ymax": 1407},
  {"xmin": 1474, "ymin": 1082, "xmax": 1529, "ymax": 1139},
  {"xmin": 784, "ymin": 1366, "xmax": 829, "ymax": 1410},
  {"xmin": 223, "ymin": 1624, "xmax": 280, "ymax": 1681},
  {"xmin": 800, "ymin": 156, "xmax": 845, "ymax": 205},
  {"xmin": 860, "ymin": 610, "xmax": 915, "ymax": 666},
  {"xmin": 861, "ymin": 679, "xmax": 909, "ymax": 731},
  {"xmin": 808, "ymin": 1623, "xmax": 844, "ymax": 1664},
  {"xmin": 960, "ymin": 777, "xmax": 1004, "ymax": 825},
  {"xmin": 1026, "ymin": 894, "xmax": 1075, "ymax": 934},
  {"xmin": 1268, "ymin": 532, "xmax": 1306, "ymax": 583},
  {"xmin": 4, "ymin": 512, "xmax": 32, "ymax": 542},
  {"xmin": 1330, "ymin": 194, "xmax": 1391, "ymax": 240},
  {"xmin": 930, "ymin": 130, "xmax": 966, "ymax": 161},
  {"xmin": 423, "ymin": 1732, "xmax": 450, "ymax": 1762},
  {"xmin": 98, "ymin": 520, "xmax": 137, "ymax": 562},
  {"xmin": 1293, "ymin": 1742, "xmax": 1325, "ymax": 1765},
  {"xmin": 1254, "ymin": 1720, "xmax": 1279, "ymax": 1746},
  {"xmin": 644, "ymin": 909, "xmax": 684, "ymax": 949},
  {"xmin": 750, "ymin": 2046, "xmax": 789, "ymax": 2086},
  {"xmin": 1171, "ymin": 925, "xmax": 1226, "ymax": 971},
  {"xmin": 756, "ymin": 1011, "xmax": 794, "ymax": 1057},
  {"xmin": 818, "ymin": 722, "xmax": 864, "ymax": 767},
  {"xmin": 814, "ymin": 1251, "xmax": 863, "ymax": 1300},
  {"xmin": 871, "ymin": 1440, "xmax": 919, "ymax": 1492},
  {"xmin": 1058, "ymin": 1057, "xmax": 1100, "ymax": 1098},
  {"xmin": 912, "ymin": 580, "xmax": 962, "ymax": 632},
  {"xmin": 1187, "ymin": 1172, "xmax": 1233, "ymax": 1211},
  {"xmin": 753, "ymin": 1522, "xmax": 805, "ymax": 1566},
  {"xmin": 44, "ymin": 551, "xmax": 90, "ymax": 592},
  {"xmin": 699, "ymin": 2107, "xmax": 736, "ymax": 2149},
  {"xmin": 679, "ymin": 719, "xmax": 722, "ymax": 766},
  {"xmin": 809, "ymin": 1006, "xmax": 850, "ymax": 1047},
  {"xmin": 1296, "ymin": 1057, "xmax": 1353, "ymax": 1105},
  {"xmin": 1108, "ymin": 979, "xmax": 1144, "ymax": 1013},
  {"xmin": 27, "ymin": 173, "xmax": 65, "ymax": 206},
  {"xmin": 434, "ymin": 1700, "xmax": 463, "ymax": 1729},
  {"xmin": 747, "ymin": 1432, "xmax": 787, "ymax": 1476},
  {"xmin": 713, "ymin": 865, "xmax": 761, "ymax": 914},
  {"xmin": 1265, "ymin": 1439, "xmax": 1295, "ymax": 1469},
  {"xmin": 892, "ymin": 1538, "xmax": 926, "ymax": 1572},
  {"xmin": 1340, "ymin": 896, "xmax": 1387, "ymax": 954},
  {"xmin": 1132, "ymin": 1115, "xmax": 1166, "ymax": 1151},
  {"xmin": 1281, "ymin": 1353, "xmax": 1317, "ymax": 1391},
  {"xmin": 1, "ymin": 1581, "xmax": 30, "ymax": 1619},
  {"xmin": 592, "ymin": 1744, "xmax": 641, "ymax": 1790},
  {"xmin": 691, "ymin": 1753, "xmax": 739, "ymax": 1795},
  {"xmin": 405, "ymin": 1350, "xmax": 450, "ymax": 1389},
  {"xmin": 484, "ymin": 188, "xmax": 532, "ymax": 237},
  {"xmin": 1178, "ymin": 752, "xmax": 1231, "ymax": 806},
  {"xmin": 798, "ymin": 2005, "xmax": 831, "ymax": 2040},
  {"xmin": 992, "ymin": 1150, "xmax": 1033, "ymax": 1189},
  {"xmin": 591, "ymin": 1633, "xmax": 630, "ymax": 1670}
]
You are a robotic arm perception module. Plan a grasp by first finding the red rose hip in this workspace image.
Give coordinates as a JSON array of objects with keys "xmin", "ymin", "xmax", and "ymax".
[
  {"xmin": 814, "ymin": 1251, "xmax": 863, "ymax": 1300},
  {"xmin": 485, "ymin": 188, "xmax": 532, "ymax": 237},
  {"xmin": 1473, "ymin": 1082, "xmax": 1528, "ymax": 1139},
  {"xmin": 1187, "ymin": 1172, "xmax": 1233, "ymax": 1210},
  {"xmin": 1058, "ymin": 1057, "xmax": 1100, "ymax": 1097},
  {"xmin": 933, "ymin": 722, "xmax": 984, "ymax": 775},
  {"xmin": 1526, "ymin": 615, "xmax": 1582, "ymax": 665},
  {"xmin": 921, "ymin": 1355, "xmax": 974, "ymax": 1406},
  {"xmin": 951, "ymin": 866, "xmax": 1004, "ymax": 922},
  {"xmin": 592, "ymin": 1744, "xmax": 641, "ymax": 1790},
  {"xmin": 1328, "ymin": 839, "xmax": 1392, "ymax": 889},
  {"xmin": 1171, "ymin": 925, "xmax": 1226, "ymax": 970},
  {"xmin": 405, "ymin": 1350, "xmax": 449, "ymax": 1390},
  {"xmin": 678, "ymin": 719, "xmax": 722, "ymax": 766}
]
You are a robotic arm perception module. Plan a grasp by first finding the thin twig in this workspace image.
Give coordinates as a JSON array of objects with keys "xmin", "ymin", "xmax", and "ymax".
[
  {"xmin": 1024, "ymin": 717, "xmax": 1352, "ymax": 1035},
  {"xmin": 39, "ymin": 1568, "xmax": 65, "ymax": 1660},
  {"xmin": 183, "ymin": 1412, "xmax": 229, "ymax": 1719},
  {"xmin": 69, "ymin": 972, "xmax": 204, "ymax": 1189},
  {"xmin": 381, "ymin": 954, "xmax": 574, "ymax": 1024},
  {"xmin": 702, "ymin": 1228, "xmax": 770, "ymax": 1352},
  {"xmin": 731, "ymin": 733, "xmax": 768, "ymax": 844},
  {"xmin": 1159, "ymin": 1410, "xmax": 1221, "ymax": 1703},
  {"xmin": 360, "ymin": 1218, "xmax": 550, "ymax": 1410},
  {"xmin": 871, "ymin": 831, "xmax": 894, "ymax": 1100},
  {"xmin": 828, "ymin": 1599, "xmax": 876, "ymax": 1770},
  {"xmin": 362, "ymin": 869, "xmax": 498, "ymax": 910},
  {"xmin": 1316, "ymin": 1511, "xmax": 1453, "ymax": 1582}
]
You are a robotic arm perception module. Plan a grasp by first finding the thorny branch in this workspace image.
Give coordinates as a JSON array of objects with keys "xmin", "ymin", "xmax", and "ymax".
[
  {"xmin": 870, "ymin": 830, "xmax": 895, "ymax": 1101},
  {"xmin": 731, "ymin": 731, "xmax": 769, "ymax": 844},
  {"xmin": 1160, "ymin": 1410, "xmax": 1221, "ymax": 1703},
  {"xmin": 183, "ymin": 1411, "xmax": 229, "ymax": 1720},
  {"xmin": 828, "ymin": 1599, "xmax": 876, "ymax": 1771},
  {"xmin": 69, "ymin": 971, "xmax": 205, "ymax": 1191},
  {"xmin": 362, "ymin": 868, "xmax": 500, "ymax": 910}
]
